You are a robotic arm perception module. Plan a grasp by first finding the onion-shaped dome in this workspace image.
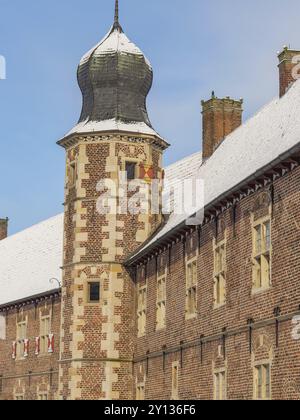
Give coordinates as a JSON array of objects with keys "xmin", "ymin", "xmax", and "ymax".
[{"xmin": 68, "ymin": 0, "xmax": 160, "ymax": 138}]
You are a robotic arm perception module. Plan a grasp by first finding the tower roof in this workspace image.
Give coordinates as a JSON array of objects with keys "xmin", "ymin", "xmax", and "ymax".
[{"xmin": 66, "ymin": 0, "xmax": 162, "ymax": 139}]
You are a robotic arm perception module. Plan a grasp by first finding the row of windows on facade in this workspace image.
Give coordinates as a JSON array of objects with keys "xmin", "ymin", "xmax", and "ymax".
[
  {"xmin": 11, "ymin": 315, "xmax": 54, "ymax": 360},
  {"xmin": 137, "ymin": 216, "xmax": 271, "ymax": 337},
  {"xmin": 136, "ymin": 362, "xmax": 271, "ymax": 401},
  {"xmin": 10, "ymin": 284, "xmax": 101, "ymax": 360}
]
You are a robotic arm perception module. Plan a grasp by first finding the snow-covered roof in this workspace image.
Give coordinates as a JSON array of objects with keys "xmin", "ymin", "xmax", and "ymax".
[
  {"xmin": 65, "ymin": 119, "xmax": 163, "ymax": 139},
  {"xmin": 130, "ymin": 79, "xmax": 300, "ymax": 260},
  {"xmin": 65, "ymin": 25, "xmax": 161, "ymax": 140},
  {"xmin": 0, "ymin": 214, "xmax": 63, "ymax": 306},
  {"xmin": 80, "ymin": 26, "xmax": 151, "ymax": 67}
]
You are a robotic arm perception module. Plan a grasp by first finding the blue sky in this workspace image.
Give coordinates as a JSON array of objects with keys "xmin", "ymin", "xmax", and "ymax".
[{"xmin": 1, "ymin": 0, "xmax": 300, "ymax": 234}]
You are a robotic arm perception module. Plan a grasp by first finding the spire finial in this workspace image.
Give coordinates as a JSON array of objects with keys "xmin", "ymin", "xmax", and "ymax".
[
  {"xmin": 114, "ymin": 0, "xmax": 119, "ymax": 25},
  {"xmin": 113, "ymin": 0, "xmax": 122, "ymax": 31}
]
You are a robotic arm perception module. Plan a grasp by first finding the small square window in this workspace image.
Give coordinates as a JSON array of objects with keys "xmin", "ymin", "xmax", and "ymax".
[
  {"xmin": 125, "ymin": 162, "xmax": 136, "ymax": 180},
  {"xmin": 88, "ymin": 282, "xmax": 100, "ymax": 303}
]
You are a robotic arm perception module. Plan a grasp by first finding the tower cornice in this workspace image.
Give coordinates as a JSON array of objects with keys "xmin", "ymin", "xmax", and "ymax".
[{"xmin": 57, "ymin": 132, "xmax": 169, "ymax": 151}]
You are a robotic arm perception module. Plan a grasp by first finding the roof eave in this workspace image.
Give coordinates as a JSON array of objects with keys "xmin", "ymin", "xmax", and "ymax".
[
  {"xmin": 126, "ymin": 141, "xmax": 300, "ymax": 266},
  {"xmin": 0, "ymin": 288, "xmax": 61, "ymax": 313}
]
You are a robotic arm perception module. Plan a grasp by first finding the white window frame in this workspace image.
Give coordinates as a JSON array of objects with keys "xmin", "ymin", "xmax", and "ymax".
[
  {"xmin": 137, "ymin": 284, "xmax": 147, "ymax": 338},
  {"xmin": 185, "ymin": 258, "xmax": 197, "ymax": 319},
  {"xmin": 213, "ymin": 238, "xmax": 226, "ymax": 308},
  {"xmin": 214, "ymin": 368, "xmax": 227, "ymax": 400},
  {"xmin": 252, "ymin": 215, "xmax": 272, "ymax": 293}
]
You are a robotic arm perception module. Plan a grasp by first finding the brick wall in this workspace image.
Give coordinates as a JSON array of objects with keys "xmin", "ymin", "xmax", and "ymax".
[
  {"xmin": 201, "ymin": 95, "xmax": 243, "ymax": 160},
  {"xmin": 1, "ymin": 146, "xmax": 300, "ymax": 400},
  {"xmin": 58, "ymin": 133, "xmax": 165, "ymax": 400},
  {"xmin": 133, "ymin": 165, "xmax": 300, "ymax": 400},
  {"xmin": 0, "ymin": 297, "xmax": 61, "ymax": 400}
]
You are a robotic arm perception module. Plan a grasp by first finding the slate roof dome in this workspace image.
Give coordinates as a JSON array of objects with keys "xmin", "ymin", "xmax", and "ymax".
[{"xmin": 76, "ymin": 0, "xmax": 154, "ymax": 132}]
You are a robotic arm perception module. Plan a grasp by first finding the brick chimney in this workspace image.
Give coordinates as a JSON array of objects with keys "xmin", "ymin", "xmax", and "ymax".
[
  {"xmin": 278, "ymin": 46, "xmax": 300, "ymax": 97},
  {"xmin": 0, "ymin": 218, "xmax": 8, "ymax": 240},
  {"xmin": 201, "ymin": 93, "xmax": 243, "ymax": 160}
]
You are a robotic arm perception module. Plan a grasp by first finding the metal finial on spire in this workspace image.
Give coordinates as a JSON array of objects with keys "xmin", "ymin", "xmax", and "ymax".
[
  {"xmin": 114, "ymin": 0, "xmax": 119, "ymax": 25},
  {"xmin": 112, "ymin": 0, "xmax": 122, "ymax": 31}
]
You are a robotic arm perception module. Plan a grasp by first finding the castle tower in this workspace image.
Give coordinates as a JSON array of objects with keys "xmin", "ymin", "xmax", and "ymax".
[{"xmin": 57, "ymin": 1, "xmax": 168, "ymax": 400}]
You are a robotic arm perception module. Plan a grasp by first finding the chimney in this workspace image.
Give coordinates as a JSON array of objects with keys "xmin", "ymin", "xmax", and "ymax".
[
  {"xmin": 0, "ymin": 218, "xmax": 8, "ymax": 240},
  {"xmin": 201, "ymin": 92, "xmax": 243, "ymax": 160},
  {"xmin": 278, "ymin": 46, "xmax": 300, "ymax": 97}
]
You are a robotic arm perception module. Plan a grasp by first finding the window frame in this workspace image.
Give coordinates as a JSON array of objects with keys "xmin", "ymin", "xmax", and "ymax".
[
  {"xmin": 252, "ymin": 215, "xmax": 272, "ymax": 294},
  {"xmin": 253, "ymin": 362, "xmax": 271, "ymax": 400},
  {"xmin": 214, "ymin": 368, "xmax": 227, "ymax": 401},
  {"xmin": 137, "ymin": 284, "xmax": 147, "ymax": 338},
  {"xmin": 185, "ymin": 257, "xmax": 198, "ymax": 319},
  {"xmin": 122, "ymin": 158, "xmax": 140, "ymax": 182},
  {"xmin": 68, "ymin": 160, "xmax": 77, "ymax": 188},
  {"xmin": 156, "ymin": 272, "xmax": 167, "ymax": 331},
  {"xmin": 87, "ymin": 281, "xmax": 101, "ymax": 304},
  {"xmin": 213, "ymin": 237, "xmax": 227, "ymax": 308},
  {"xmin": 38, "ymin": 393, "xmax": 48, "ymax": 401},
  {"xmin": 40, "ymin": 313, "xmax": 51, "ymax": 355},
  {"xmin": 136, "ymin": 383, "xmax": 145, "ymax": 401},
  {"xmin": 16, "ymin": 318, "xmax": 27, "ymax": 360},
  {"xmin": 171, "ymin": 361, "xmax": 179, "ymax": 400}
]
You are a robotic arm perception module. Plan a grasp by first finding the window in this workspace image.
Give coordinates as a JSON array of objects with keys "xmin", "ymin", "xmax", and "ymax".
[
  {"xmin": 185, "ymin": 260, "xmax": 197, "ymax": 318},
  {"xmin": 214, "ymin": 370, "xmax": 226, "ymax": 400},
  {"xmin": 38, "ymin": 393, "xmax": 48, "ymax": 401},
  {"xmin": 16, "ymin": 320, "xmax": 27, "ymax": 358},
  {"xmin": 125, "ymin": 162, "xmax": 137, "ymax": 180},
  {"xmin": 137, "ymin": 285, "xmax": 147, "ymax": 337},
  {"xmin": 88, "ymin": 282, "xmax": 100, "ymax": 303},
  {"xmin": 214, "ymin": 240, "xmax": 226, "ymax": 307},
  {"xmin": 136, "ymin": 383, "xmax": 145, "ymax": 400},
  {"xmin": 156, "ymin": 275, "xmax": 166, "ymax": 330},
  {"xmin": 68, "ymin": 161, "xmax": 77, "ymax": 187},
  {"xmin": 252, "ymin": 218, "xmax": 271, "ymax": 291},
  {"xmin": 40, "ymin": 316, "xmax": 51, "ymax": 354},
  {"xmin": 0, "ymin": 314, "xmax": 6, "ymax": 340},
  {"xmin": 171, "ymin": 362, "xmax": 179, "ymax": 400},
  {"xmin": 254, "ymin": 364, "xmax": 271, "ymax": 400}
]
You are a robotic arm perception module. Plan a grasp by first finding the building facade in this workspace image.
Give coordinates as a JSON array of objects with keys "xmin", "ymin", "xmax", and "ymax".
[{"xmin": 1, "ymin": 3, "xmax": 300, "ymax": 400}]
